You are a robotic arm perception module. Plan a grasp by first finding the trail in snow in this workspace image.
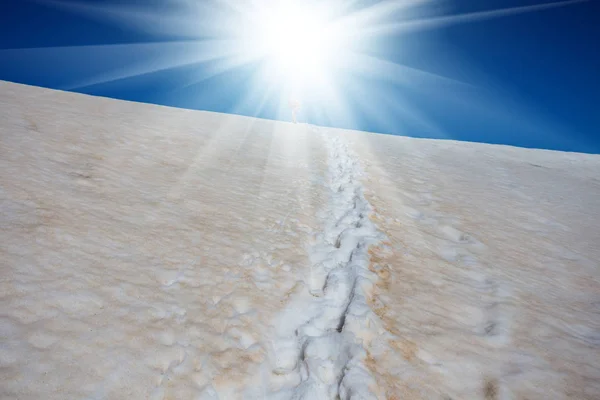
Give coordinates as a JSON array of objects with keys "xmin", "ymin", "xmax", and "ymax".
[{"xmin": 257, "ymin": 127, "xmax": 388, "ymax": 399}]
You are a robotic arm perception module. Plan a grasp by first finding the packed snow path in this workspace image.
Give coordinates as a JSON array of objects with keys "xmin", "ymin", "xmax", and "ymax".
[
  {"xmin": 255, "ymin": 128, "xmax": 386, "ymax": 399},
  {"xmin": 2, "ymin": 81, "xmax": 600, "ymax": 399}
]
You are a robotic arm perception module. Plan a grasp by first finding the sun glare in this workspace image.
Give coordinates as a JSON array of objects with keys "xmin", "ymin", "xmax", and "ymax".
[
  {"xmin": 31, "ymin": 0, "xmax": 588, "ymax": 126},
  {"xmin": 248, "ymin": 2, "xmax": 345, "ymax": 93}
]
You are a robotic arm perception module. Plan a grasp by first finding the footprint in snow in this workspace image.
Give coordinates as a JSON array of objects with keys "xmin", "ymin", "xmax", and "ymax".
[{"xmin": 478, "ymin": 280, "xmax": 512, "ymax": 346}]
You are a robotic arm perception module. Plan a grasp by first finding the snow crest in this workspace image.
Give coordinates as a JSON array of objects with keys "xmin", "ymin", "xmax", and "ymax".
[{"xmin": 259, "ymin": 128, "xmax": 386, "ymax": 399}]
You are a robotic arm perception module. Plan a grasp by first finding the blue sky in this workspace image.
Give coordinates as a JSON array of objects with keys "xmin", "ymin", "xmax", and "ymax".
[{"xmin": 1, "ymin": 0, "xmax": 598, "ymax": 153}]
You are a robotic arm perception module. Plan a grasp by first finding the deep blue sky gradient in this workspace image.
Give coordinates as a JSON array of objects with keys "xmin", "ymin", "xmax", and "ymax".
[{"xmin": 1, "ymin": 0, "xmax": 598, "ymax": 153}]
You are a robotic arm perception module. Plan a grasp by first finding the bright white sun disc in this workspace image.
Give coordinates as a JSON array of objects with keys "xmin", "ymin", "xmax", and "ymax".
[{"xmin": 251, "ymin": 2, "xmax": 343, "ymax": 82}]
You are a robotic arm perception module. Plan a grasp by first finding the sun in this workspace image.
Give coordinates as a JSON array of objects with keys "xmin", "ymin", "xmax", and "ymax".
[
  {"xmin": 255, "ymin": 3, "xmax": 331, "ymax": 76},
  {"xmin": 245, "ymin": 1, "xmax": 347, "ymax": 96}
]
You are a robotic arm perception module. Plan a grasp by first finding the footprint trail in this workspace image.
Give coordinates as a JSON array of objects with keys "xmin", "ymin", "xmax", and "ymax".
[{"xmin": 259, "ymin": 127, "xmax": 387, "ymax": 399}]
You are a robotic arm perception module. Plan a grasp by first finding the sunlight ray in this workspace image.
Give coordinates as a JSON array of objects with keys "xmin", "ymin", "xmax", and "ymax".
[
  {"xmin": 358, "ymin": 0, "xmax": 588, "ymax": 36},
  {"xmin": 307, "ymin": 73, "xmax": 362, "ymax": 129},
  {"xmin": 44, "ymin": 0, "xmax": 235, "ymax": 38},
  {"xmin": 62, "ymin": 41, "xmax": 240, "ymax": 90},
  {"xmin": 345, "ymin": 53, "xmax": 471, "ymax": 88},
  {"xmin": 335, "ymin": 0, "xmax": 433, "ymax": 31},
  {"xmin": 1, "ymin": 40, "xmax": 240, "ymax": 90},
  {"xmin": 344, "ymin": 77, "xmax": 447, "ymax": 138},
  {"xmin": 176, "ymin": 60, "xmax": 251, "ymax": 92},
  {"xmin": 227, "ymin": 66, "xmax": 282, "ymax": 119},
  {"xmin": 243, "ymin": 70, "xmax": 281, "ymax": 118},
  {"xmin": 176, "ymin": 52, "xmax": 265, "ymax": 93},
  {"xmin": 167, "ymin": 116, "xmax": 248, "ymax": 199}
]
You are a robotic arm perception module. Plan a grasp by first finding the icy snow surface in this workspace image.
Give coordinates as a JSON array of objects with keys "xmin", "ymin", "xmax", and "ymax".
[{"xmin": 1, "ymin": 81, "xmax": 600, "ymax": 399}]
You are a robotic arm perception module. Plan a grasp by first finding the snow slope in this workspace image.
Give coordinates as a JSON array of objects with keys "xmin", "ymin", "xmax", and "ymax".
[
  {"xmin": 1, "ymin": 81, "xmax": 599, "ymax": 399},
  {"xmin": 337, "ymin": 129, "xmax": 600, "ymax": 399}
]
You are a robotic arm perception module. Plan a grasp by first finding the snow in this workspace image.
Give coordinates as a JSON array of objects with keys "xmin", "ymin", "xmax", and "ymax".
[
  {"xmin": 2, "ymin": 81, "xmax": 600, "ymax": 399},
  {"xmin": 249, "ymin": 131, "xmax": 385, "ymax": 399},
  {"xmin": 332, "ymin": 128, "xmax": 600, "ymax": 399}
]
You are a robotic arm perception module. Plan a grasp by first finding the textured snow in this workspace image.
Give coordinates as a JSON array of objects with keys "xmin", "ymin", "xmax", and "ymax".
[
  {"xmin": 251, "ymin": 131, "xmax": 385, "ymax": 399},
  {"xmin": 335, "ymin": 128, "xmax": 600, "ymax": 399},
  {"xmin": 1, "ymin": 81, "xmax": 600, "ymax": 399}
]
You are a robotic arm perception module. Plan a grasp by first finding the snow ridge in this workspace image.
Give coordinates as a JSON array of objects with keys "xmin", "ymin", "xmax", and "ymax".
[{"xmin": 262, "ymin": 128, "xmax": 386, "ymax": 399}]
